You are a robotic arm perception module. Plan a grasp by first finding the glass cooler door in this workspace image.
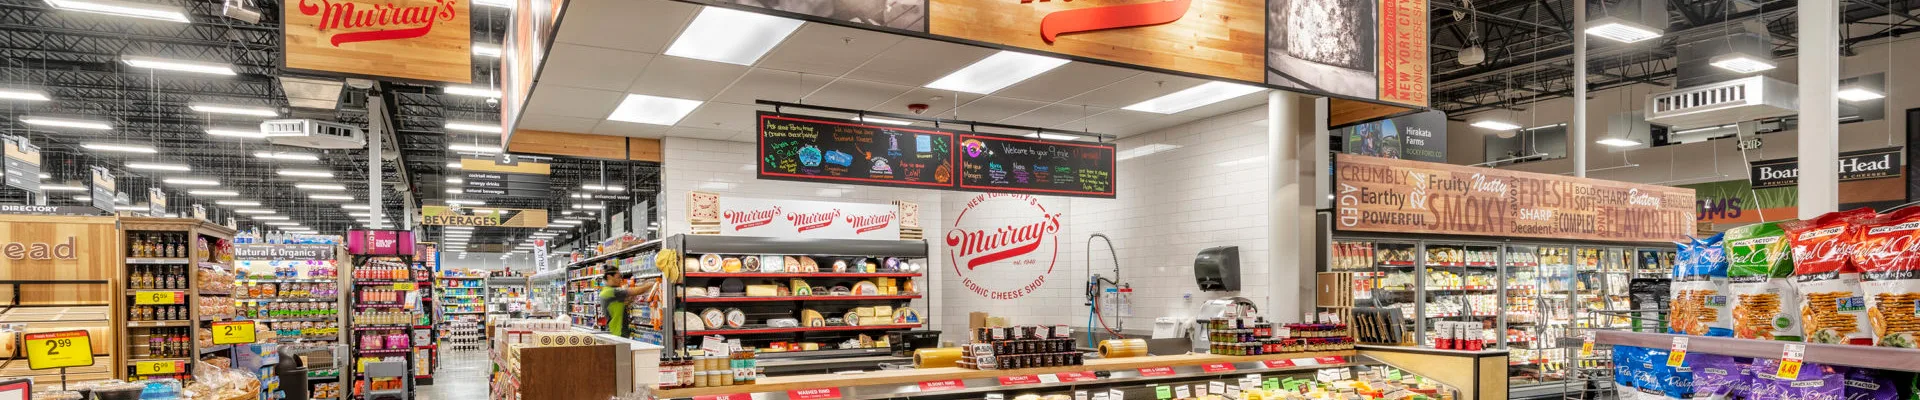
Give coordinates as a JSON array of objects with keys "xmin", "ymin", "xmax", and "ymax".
[
  {"xmin": 1503, "ymin": 244, "xmax": 1562, "ymax": 385},
  {"xmin": 1416, "ymin": 242, "xmax": 1501, "ymax": 349},
  {"xmin": 1361, "ymin": 240, "xmax": 1421, "ymax": 345}
]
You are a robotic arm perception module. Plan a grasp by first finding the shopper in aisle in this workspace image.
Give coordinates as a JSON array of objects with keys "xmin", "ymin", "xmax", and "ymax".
[{"xmin": 601, "ymin": 270, "xmax": 635, "ymax": 336}]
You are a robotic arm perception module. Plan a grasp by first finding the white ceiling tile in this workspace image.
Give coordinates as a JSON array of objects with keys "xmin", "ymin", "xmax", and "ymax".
[
  {"xmin": 995, "ymin": 63, "xmax": 1142, "ymax": 103},
  {"xmin": 1175, "ymin": 93, "xmax": 1270, "ymax": 118},
  {"xmin": 523, "ymin": 85, "xmax": 624, "ymax": 120},
  {"xmin": 797, "ymin": 79, "xmax": 914, "ymax": 110},
  {"xmin": 757, "ymin": 23, "xmax": 904, "ymax": 76},
  {"xmin": 843, "ymin": 38, "xmax": 997, "ymax": 86},
  {"xmin": 944, "ymin": 96, "xmax": 1049, "ymax": 123},
  {"xmin": 711, "ymin": 69, "xmax": 835, "ymax": 105},
  {"xmin": 663, "ymin": 126, "xmax": 739, "ymax": 141},
  {"xmin": 997, "ymin": 103, "xmax": 1113, "ymax": 129},
  {"xmin": 553, "ymin": 0, "xmax": 696, "ymax": 53},
  {"xmin": 868, "ymin": 88, "xmax": 980, "ymax": 120},
  {"xmin": 1064, "ymin": 72, "xmax": 1208, "ymax": 109},
  {"xmin": 630, "ymin": 56, "xmax": 750, "ymax": 101},
  {"xmin": 539, "ymin": 43, "xmax": 654, "ymax": 90},
  {"xmin": 1052, "ymin": 110, "xmax": 1183, "ymax": 138},
  {"xmin": 516, "ymin": 114, "xmax": 601, "ymax": 133},
  {"xmin": 589, "ymin": 120, "xmax": 670, "ymax": 138},
  {"xmin": 676, "ymin": 102, "xmax": 769, "ymax": 133}
]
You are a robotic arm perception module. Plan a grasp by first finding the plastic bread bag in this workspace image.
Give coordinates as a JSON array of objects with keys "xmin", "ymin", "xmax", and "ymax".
[
  {"xmin": 1853, "ymin": 207, "xmax": 1920, "ymax": 348},
  {"xmin": 1673, "ymin": 234, "xmax": 1734, "ymax": 337},
  {"xmin": 1785, "ymin": 208, "xmax": 1879, "ymax": 345},
  {"xmin": 1727, "ymin": 221, "xmax": 1804, "ymax": 341}
]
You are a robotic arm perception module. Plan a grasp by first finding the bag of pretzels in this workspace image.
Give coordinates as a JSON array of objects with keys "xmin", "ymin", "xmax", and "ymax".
[
  {"xmin": 1726, "ymin": 221, "xmax": 1803, "ymax": 341},
  {"xmin": 1784, "ymin": 207, "xmax": 1879, "ymax": 345},
  {"xmin": 1854, "ymin": 207, "xmax": 1920, "ymax": 348}
]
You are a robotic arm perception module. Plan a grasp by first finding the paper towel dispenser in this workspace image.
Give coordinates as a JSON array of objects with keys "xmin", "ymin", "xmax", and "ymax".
[{"xmin": 1194, "ymin": 246, "xmax": 1240, "ymax": 291}]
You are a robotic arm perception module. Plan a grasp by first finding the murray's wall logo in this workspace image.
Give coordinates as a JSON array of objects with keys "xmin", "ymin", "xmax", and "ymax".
[
  {"xmin": 1036, "ymin": 0, "xmax": 1193, "ymax": 43},
  {"xmin": 298, "ymin": 0, "xmax": 460, "ymax": 46},
  {"xmin": 846, "ymin": 211, "xmax": 897, "ymax": 234},
  {"xmin": 947, "ymin": 193, "xmax": 1062, "ymax": 300},
  {"xmin": 785, "ymin": 209, "xmax": 841, "ymax": 233},
  {"xmin": 724, "ymin": 206, "xmax": 783, "ymax": 231}
]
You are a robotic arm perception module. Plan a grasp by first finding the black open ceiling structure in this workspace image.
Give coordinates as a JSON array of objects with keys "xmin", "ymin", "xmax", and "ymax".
[{"xmin": 0, "ymin": 0, "xmax": 659, "ymax": 255}]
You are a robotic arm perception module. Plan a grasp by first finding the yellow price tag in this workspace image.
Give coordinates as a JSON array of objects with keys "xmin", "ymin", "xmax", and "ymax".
[
  {"xmin": 1778, "ymin": 343, "xmax": 1806, "ymax": 379},
  {"xmin": 134, "ymin": 360, "xmax": 183, "ymax": 375},
  {"xmin": 1579, "ymin": 332, "xmax": 1595, "ymax": 357},
  {"xmin": 24, "ymin": 330, "xmax": 95, "ymax": 370},
  {"xmin": 211, "ymin": 321, "xmax": 257, "ymax": 345},
  {"xmin": 1666, "ymin": 337, "xmax": 1688, "ymax": 367},
  {"xmin": 134, "ymin": 291, "xmax": 181, "ymax": 305},
  {"xmin": 393, "ymin": 282, "xmax": 416, "ymax": 291}
]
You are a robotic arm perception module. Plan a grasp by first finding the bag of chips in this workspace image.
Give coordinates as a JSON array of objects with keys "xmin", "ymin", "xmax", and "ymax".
[
  {"xmin": 1853, "ymin": 207, "xmax": 1920, "ymax": 348},
  {"xmin": 1785, "ymin": 208, "xmax": 1879, "ymax": 345},
  {"xmin": 1752, "ymin": 359, "xmax": 1846, "ymax": 400},
  {"xmin": 1674, "ymin": 234, "xmax": 1735, "ymax": 337},
  {"xmin": 1690, "ymin": 353, "xmax": 1749, "ymax": 400},
  {"xmin": 1642, "ymin": 348, "xmax": 1676, "ymax": 400},
  {"xmin": 1727, "ymin": 221, "xmax": 1804, "ymax": 341},
  {"xmin": 1844, "ymin": 367, "xmax": 1902, "ymax": 400},
  {"xmin": 1615, "ymin": 346, "xmax": 1644, "ymax": 399}
]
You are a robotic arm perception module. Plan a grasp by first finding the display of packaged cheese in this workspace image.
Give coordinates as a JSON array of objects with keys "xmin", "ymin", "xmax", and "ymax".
[
  {"xmin": 1854, "ymin": 207, "xmax": 1920, "ymax": 348},
  {"xmin": 1784, "ymin": 207, "xmax": 1878, "ymax": 345},
  {"xmin": 1725, "ymin": 221, "xmax": 1803, "ymax": 341},
  {"xmin": 1671, "ymin": 234, "xmax": 1733, "ymax": 337}
]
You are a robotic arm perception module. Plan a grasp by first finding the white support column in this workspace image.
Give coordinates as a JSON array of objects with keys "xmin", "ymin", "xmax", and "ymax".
[
  {"xmin": 1572, "ymin": 0, "xmax": 1588, "ymax": 177},
  {"xmin": 1267, "ymin": 90, "xmax": 1325, "ymax": 323},
  {"xmin": 1798, "ymin": 1, "xmax": 1840, "ymax": 217}
]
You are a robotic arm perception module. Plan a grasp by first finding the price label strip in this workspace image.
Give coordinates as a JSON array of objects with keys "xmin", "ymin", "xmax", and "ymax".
[
  {"xmin": 211, "ymin": 321, "xmax": 257, "ymax": 345},
  {"xmin": 24, "ymin": 330, "xmax": 95, "ymax": 370},
  {"xmin": 1778, "ymin": 343, "xmax": 1806, "ymax": 380},
  {"xmin": 134, "ymin": 360, "xmax": 185, "ymax": 375},
  {"xmin": 1667, "ymin": 336, "xmax": 1689, "ymax": 367},
  {"xmin": 134, "ymin": 291, "xmax": 183, "ymax": 305}
]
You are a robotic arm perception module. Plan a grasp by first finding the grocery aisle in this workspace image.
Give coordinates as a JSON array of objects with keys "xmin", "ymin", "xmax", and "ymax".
[{"xmin": 418, "ymin": 349, "xmax": 489, "ymax": 400}]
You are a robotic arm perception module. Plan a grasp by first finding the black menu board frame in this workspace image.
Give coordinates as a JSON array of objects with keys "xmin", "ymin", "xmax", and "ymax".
[
  {"xmin": 756, "ymin": 111, "xmax": 958, "ymax": 190},
  {"xmin": 955, "ymin": 132, "xmax": 1117, "ymax": 199}
]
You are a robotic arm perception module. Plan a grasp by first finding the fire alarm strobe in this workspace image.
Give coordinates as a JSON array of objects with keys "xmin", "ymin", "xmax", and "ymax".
[{"xmin": 260, "ymin": 119, "xmax": 367, "ymax": 149}]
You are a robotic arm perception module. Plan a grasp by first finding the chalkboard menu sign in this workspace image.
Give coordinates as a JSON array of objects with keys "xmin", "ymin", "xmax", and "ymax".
[
  {"xmin": 757, "ymin": 112, "xmax": 956, "ymax": 189},
  {"xmin": 956, "ymin": 133, "xmax": 1116, "ymax": 198}
]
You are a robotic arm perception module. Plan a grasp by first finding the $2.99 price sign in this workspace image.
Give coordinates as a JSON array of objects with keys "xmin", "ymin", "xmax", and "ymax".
[
  {"xmin": 24, "ymin": 330, "xmax": 95, "ymax": 370},
  {"xmin": 211, "ymin": 321, "xmax": 257, "ymax": 345}
]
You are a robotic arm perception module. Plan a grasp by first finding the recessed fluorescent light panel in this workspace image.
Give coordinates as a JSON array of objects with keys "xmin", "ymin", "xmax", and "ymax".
[
  {"xmin": 163, "ymin": 178, "xmax": 219, "ymax": 186},
  {"xmin": 126, "ymin": 162, "xmax": 190, "ymax": 171},
  {"xmin": 21, "ymin": 116, "xmax": 111, "ymax": 130},
  {"xmin": 606, "ymin": 94, "xmax": 703, "ymax": 125},
  {"xmin": 277, "ymin": 169, "xmax": 333, "ymax": 178},
  {"xmin": 1709, "ymin": 53, "xmax": 1775, "ymax": 73},
  {"xmin": 1121, "ymin": 81, "xmax": 1265, "ymax": 114},
  {"xmin": 1585, "ymin": 16, "xmax": 1663, "ymax": 43},
  {"xmin": 188, "ymin": 190, "xmax": 238, "ymax": 196},
  {"xmin": 448, "ymin": 144, "xmax": 502, "ymax": 154},
  {"xmin": 446, "ymin": 200, "xmax": 485, "ymax": 206},
  {"xmin": 0, "ymin": 88, "xmax": 50, "ymax": 102},
  {"xmin": 1596, "ymin": 138, "xmax": 1644, "ymax": 147},
  {"xmin": 926, "ymin": 51, "xmax": 1070, "ymax": 94},
  {"xmin": 295, "ymin": 183, "xmax": 345, "ymax": 191},
  {"xmin": 444, "ymin": 122, "xmax": 501, "ymax": 134},
  {"xmin": 42, "ymin": 185, "xmax": 87, "ymax": 192},
  {"xmin": 582, "ymin": 184, "xmax": 624, "ymax": 191},
  {"xmin": 122, "ymin": 56, "xmax": 234, "ymax": 75},
  {"xmin": 253, "ymin": 152, "xmax": 318, "ymax": 161},
  {"xmin": 235, "ymin": 209, "xmax": 274, "ymax": 214},
  {"xmin": 47, "ymin": 0, "xmax": 189, "ymax": 22},
  {"xmin": 341, "ymin": 205, "xmax": 370, "ymax": 210},
  {"xmin": 215, "ymin": 201, "xmax": 259, "ymax": 206},
  {"xmin": 1470, "ymin": 120, "xmax": 1522, "ymax": 131},
  {"xmin": 443, "ymin": 86, "xmax": 502, "ymax": 98},
  {"xmin": 664, "ymin": 7, "xmax": 803, "ymax": 66},
  {"xmin": 83, "ymin": 143, "xmax": 156, "ymax": 153},
  {"xmin": 857, "ymin": 116, "xmax": 914, "ymax": 125},
  {"xmin": 1838, "ymin": 86, "xmax": 1886, "ymax": 102},
  {"xmin": 309, "ymin": 194, "xmax": 353, "ymax": 200},
  {"xmin": 206, "ymin": 128, "xmax": 266, "ymax": 138},
  {"xmin": 189, "ymin": 103, "xmax": 278, "ymax": 117}
]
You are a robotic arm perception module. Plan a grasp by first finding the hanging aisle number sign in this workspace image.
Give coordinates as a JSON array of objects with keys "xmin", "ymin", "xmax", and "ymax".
[
  {"xmin": 24, "ymin": 330, "xmax": 94, "ymax": 369},
  {"xmin": 134, "ymin": 291, "xmax": 184, "ymax": 305},
  {"xmin": 211, "ymin": 321, "xmax": 256, "ymax": 345},
  {"xmin": 1777, "ymin": 343, "xmax": 1806, "ymax": 379}
]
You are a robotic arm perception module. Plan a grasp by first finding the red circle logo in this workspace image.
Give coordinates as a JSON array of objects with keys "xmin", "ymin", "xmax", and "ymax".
[{"xmin": 946, "ymin": 194, "xmax": 1062, "ymax": 300}]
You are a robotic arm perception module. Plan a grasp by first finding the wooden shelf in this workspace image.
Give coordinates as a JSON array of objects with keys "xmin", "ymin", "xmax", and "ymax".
[
  {"xmin": 683, "ymin": 294, "xmax": 922, "ymax": 303},
  {"xmin": 650, "ymin": 350, "xmax": 1356, "ymax": 398}
]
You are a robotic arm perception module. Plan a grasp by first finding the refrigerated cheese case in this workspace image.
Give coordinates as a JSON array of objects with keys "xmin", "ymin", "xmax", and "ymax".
[{"xmin": 1322, "ymin": 236, "xmax": 1675, "ymax": 392}]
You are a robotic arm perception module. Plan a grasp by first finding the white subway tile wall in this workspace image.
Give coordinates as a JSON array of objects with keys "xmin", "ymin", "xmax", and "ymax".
[{"xmin": 660, "ymin": 104, "xmax": 1277, "ymax": 343}]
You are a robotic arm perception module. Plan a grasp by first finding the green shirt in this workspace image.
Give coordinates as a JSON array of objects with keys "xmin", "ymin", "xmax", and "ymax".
[{"xmin": 600, "ymin": 286, "xmax": 629, "ymax": 336}]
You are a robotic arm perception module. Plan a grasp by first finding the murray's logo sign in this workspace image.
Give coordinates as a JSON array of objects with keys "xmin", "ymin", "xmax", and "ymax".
[
  {"xmin": 298, "ymin": 0, "xmax": 460, "ymax": 46},
  {"xmin": 947, "ymin": 194, "xmax": 1062, "ymax": 300},
  {"xmin": 1036, "ymin": 0, "xmax": 1193, "ymax": 43}
]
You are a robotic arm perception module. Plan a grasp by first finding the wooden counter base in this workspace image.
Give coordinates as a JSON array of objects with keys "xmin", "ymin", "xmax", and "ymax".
[{"xmin": 653, "ymin": 350, "xmax": 1357, "ymax": 397}]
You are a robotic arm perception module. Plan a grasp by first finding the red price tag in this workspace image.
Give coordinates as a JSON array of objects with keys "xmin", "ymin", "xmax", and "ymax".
[
  {"xmin": 999, "ymin": 375, "xmax": 1042, "ymax": 385},
  {"xmin": 1314, "ymin": 356, "xmax": 1346, "ymax": 364},
  {"xmin": 1262, "ymin": 359, "xmax": 1295, "ymax": 368},
  {"xmin": 694, "ymin": 394, "xmax": 751, "ymax": 400},
  {"xmin": 788, "ymin": 388, "xmax": 841, "ymax": 400},
  {"xmin": 1137, "ymin": 366, "xmax": 1176, "ymax": 376},
  {"xmin": 918, "ymin": 380, "xmax": 964, "ymax": 392},
  {"xmin": 1201, "ymin": 363, "xmax": 1237, "ymax": 373},
  {"xmin": 1056, "ymin": 372, "xmax": 1099, "ymax": 382}
]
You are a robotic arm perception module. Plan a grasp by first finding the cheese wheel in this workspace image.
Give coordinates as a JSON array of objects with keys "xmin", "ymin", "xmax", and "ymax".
[
  {"xmin": 724, "ymin": 308, "xmax": 746, "ymax": 328},
  {"xmin": 800, "ymin": 257, "xmax": 819, "ymax": 272},
  {"xmin": 893, "ymin": 307, "xmax": 922, "ymax": 324},
  {"xmin": 741, "ymin": 256, "xmax": 760, "ymax": 272},
  {"xmin": 722, "ymin": 257, "xmax": 743, "ymax": 273},
  {"xmin": 699, "ymin": 254, "xmax": 722, "ymax": 273},
  {"xmin": 784, "ymin": 256, "xmax": 801, "ymax": 271},
  {"xmin": 844, "ymin": 312, "xmax": 861, "ymax": 325},
  {"xmin": 852, "ymin": 281, "xmax": 879, "ymax": 295},
  {"xmin": 678, "ymin": 311, "xmax": 704, "ymax": 330},
  {"xmin": 832, "ymin": 260, "xmax": 848, "ymax": 272},
  {"xmin": 700, "ymin": 308, "xmax": 726, "ymax": 329}
]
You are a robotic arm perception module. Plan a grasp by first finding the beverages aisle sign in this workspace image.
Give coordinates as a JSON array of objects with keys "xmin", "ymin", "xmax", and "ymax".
[
  {"xmin": 282, "ymin": 0, "xmax": 473, "ymax": 83},
  {"xmin": 1748, "ymin": 147, "xmax": 1902, "ymax": 189},
  {"xmin": 719, "ymin": 197, "xmax": 900, "ymax": 240},
  {"xmin": 419, "ymin": 205, "xmax": 549, "ymax": 228},
  {"xmin": 1333, "ymin": 154, "xmax": 1695, "ymax": 243}
]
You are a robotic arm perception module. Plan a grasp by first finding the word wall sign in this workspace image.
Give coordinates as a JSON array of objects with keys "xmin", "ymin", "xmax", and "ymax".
[{"xmin": 1332, "ymin": 154, "xmax": 1695, "ymax": 243}]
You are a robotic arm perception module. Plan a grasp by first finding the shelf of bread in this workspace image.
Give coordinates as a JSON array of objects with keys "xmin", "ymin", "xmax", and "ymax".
[{"xmin": 649, "ymin": 350, "xmax": 1358, "ymax": 398}]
